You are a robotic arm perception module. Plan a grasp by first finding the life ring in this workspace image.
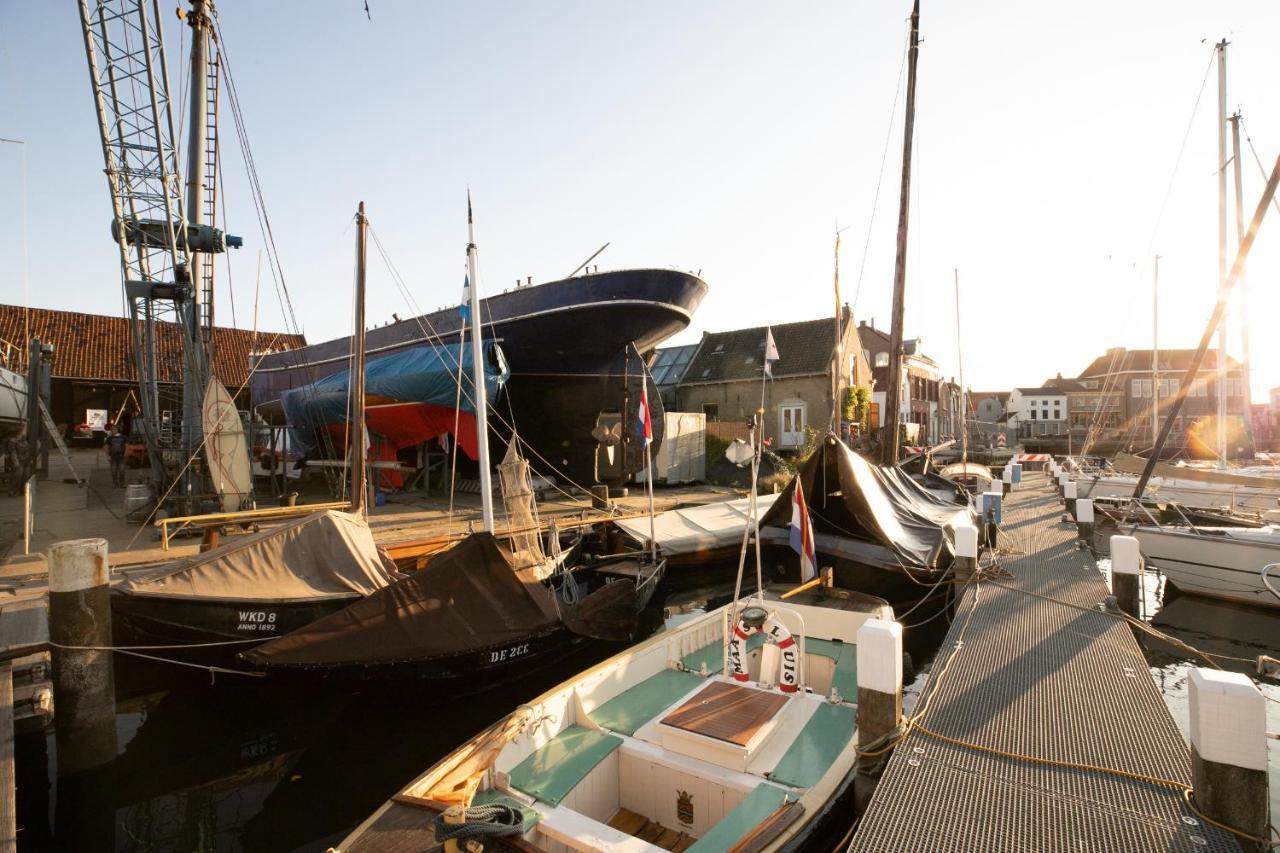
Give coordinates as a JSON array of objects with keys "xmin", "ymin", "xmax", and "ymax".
[{"xmin": 728, "ymin": 607, "xmax": 799, "ymax": 693}]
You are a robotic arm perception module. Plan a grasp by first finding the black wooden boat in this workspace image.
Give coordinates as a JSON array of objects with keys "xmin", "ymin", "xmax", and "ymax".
[
  {"xmin": 251, "ymin": 268, "xmax": 708, "ymax": 484},
  {"xmin": 240, "ymin": 531, "xmax": 665, "ymax": 684},
  {"xmin": 111, "ymin": 510, "xmax": 394, "ymax": 650}
]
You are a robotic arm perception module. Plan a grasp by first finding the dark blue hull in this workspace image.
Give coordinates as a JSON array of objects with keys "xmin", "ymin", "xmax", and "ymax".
[{"xmin": 252, "ymin": 269, "xmax": 707, "ymax": 484}]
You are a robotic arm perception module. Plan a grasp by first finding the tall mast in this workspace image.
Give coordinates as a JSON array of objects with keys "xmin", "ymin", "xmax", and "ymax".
[
  {"xmin": 350, "ymin": 202, "xmax": 369, "ymax": 517},
  {"xmin": 831, "ymin": 230, "xmax": 843, "ymax": 433},
  {"xmin": 1215, "ymin": 39, "xmax": 1228, "ymax": 465},
  {"xmin": 467, "ymin": 193, "xmax": 495, "ymax": 531},
  {"xmin": 182, "ymin": 0, "xmax": 214, "ymax": 500},
  {"xmin": 1229, "ymin": 111, "xmax": 1251, "ymax": 417},
  {"xmin": 954, "ymin": 268, "xmax": 967, "ymax": 467},
  {"xmin": 880, "ymin": 0, "xmax": 920, "ymax": 465},
  {"xmin": 1151, "ymin": 255, "xmax": 1159, "ymax": 448}
]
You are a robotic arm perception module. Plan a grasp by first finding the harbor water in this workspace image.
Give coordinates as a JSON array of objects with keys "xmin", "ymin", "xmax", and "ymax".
[{"xmin": 10, "ymin": 572, "xmax": 1277, "ymax": 850}]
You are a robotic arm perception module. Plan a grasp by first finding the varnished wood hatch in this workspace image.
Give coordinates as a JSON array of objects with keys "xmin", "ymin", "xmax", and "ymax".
[{"xmin": 659, "ymin": 681, "xmax": 789, "ymax": 746}]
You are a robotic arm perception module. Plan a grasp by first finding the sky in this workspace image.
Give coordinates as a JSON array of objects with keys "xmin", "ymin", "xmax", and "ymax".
[{"xmin": 2, "ymin": 1, "xmax": 1280, "ymax": 402}]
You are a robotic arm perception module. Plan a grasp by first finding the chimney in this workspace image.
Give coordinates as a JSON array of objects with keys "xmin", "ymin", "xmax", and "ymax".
[{"xmin": 527, "ymin": 276, "xmax": 532, "ymax": 286}]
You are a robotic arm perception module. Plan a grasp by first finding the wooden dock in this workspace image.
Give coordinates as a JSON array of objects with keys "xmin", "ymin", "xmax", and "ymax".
[{"xmin": 850, "ymin": 472, "xmax": 1240, "ymax": 851}]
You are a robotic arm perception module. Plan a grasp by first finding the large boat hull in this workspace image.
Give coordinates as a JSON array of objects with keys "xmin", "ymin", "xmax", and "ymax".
[
  {"xmin": 252, "ymin": 269, "xmax": 708, "ymax": 484},
  {"xmin": 1131, "ymin": 525, "xmax": 1280, "ymax": 610}
]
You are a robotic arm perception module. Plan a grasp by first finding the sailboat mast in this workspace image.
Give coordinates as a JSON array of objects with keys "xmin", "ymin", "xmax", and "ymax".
[
  {"xmin": 831, "ymin": 231, "xmax": 842, "ymax": 433},
  {"xmin": 1215, "ymin": 39, "xmax": 1229, "ymax": 464},
  {"xmin": 467, "ymin": 194, "xmax": 495, "ymax": 531},
  {"xmin": 954, "ymin": 268, "xmax": 967, "ymax": 467},
  {"xmin": 351, "ymin": 202, "xmax": 369, "ymax": 517},
  {"xmin": 1152, "ymin": 255, "xmax": 1159, "ymax": 448},
  {"xmin": 1229, "ymin": 112, "xmax": 1251, "ymax": 417},
  {"xmin": 880, "ymin": 0, "xmax": 920, "ymax": 465}
]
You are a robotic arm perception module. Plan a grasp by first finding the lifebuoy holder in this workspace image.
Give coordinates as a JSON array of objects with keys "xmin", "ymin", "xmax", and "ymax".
[{"xmin": 728, "ymin": 605, "xmax": 799, "ymax": 693}]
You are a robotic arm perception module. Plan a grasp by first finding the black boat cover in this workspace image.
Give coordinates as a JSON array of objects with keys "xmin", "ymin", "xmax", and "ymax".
[
  {"xmin": 760, "ymin": 434, "xmax": 975, "ymax": 569},
  {"xmin": 242, "ymin": 532, "xmax": 563, "ymax": 668},
  {"xmin": 114, "ymin": 510, "xmax": 392, "ymax": 603}
]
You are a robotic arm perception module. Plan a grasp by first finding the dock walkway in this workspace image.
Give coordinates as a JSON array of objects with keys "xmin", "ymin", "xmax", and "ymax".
[{"xmin": 851, "ymin": 472, "xmax": 1239, "ymax": 851}]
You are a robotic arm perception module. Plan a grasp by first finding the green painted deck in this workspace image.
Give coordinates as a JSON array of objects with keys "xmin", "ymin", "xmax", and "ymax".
[
  {"xmin": 507, "ymin": 725, "xmax": 622, "ymax": 807},
  {"xmin": 686, "ymin": 784, "xmax": 790, "ymax": 852},
  {"xmin": 588, "ymin": 669, "xmax": 704, "ymax": 736},
  {"xmin": 766, "ymin": 702, "xmax": 855, "ymax": 788},
  {"xmin": 472, "ymin": 788, "xmax": 543, "ymax": 829}
]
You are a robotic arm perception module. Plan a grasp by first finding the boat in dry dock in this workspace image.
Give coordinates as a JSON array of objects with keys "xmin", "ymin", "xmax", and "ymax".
[{"xmin": 251, "ymin": 268, "xmax": 708, "ymax": 485}]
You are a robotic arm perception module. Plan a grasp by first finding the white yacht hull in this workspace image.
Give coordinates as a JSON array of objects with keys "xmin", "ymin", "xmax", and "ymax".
[
  {"xmin": 1131, "ymin": 525, "xmax": 1280, "ymax": 610},
  {"xmin": 0, "ymin": 365, "xmax": 26, "ymax": 429},
  {"xmin": 1078, "ymin": 474, "xmax": 1280, "ymax": 514}
]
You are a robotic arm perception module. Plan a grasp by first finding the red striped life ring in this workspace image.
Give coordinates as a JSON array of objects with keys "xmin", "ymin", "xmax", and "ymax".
[{"xmin": 728, "ymin": 610, "xmax": 799, "ymax": 693}]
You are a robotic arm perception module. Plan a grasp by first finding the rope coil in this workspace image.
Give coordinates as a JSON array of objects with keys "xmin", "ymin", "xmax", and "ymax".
[{"xmin": 433, "ymin": 804, "xmax": 525, "ymax": 842}]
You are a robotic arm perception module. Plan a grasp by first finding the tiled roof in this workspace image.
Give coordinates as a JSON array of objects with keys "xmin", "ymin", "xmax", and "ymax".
[
  {"xmin": 682, "ymin": 317, "xmax": 846, "ymax": 384},
  {"xmin": 1015, "ymin": 387, "xmax": 1064, "ymax": 396},
  {"xmin": 1078, "ymin": 348, "xmax": 1239, "ymax": 379},
  {"xmin": 0, "ymin": 303, "xmax": 306, "ymax": 386}
]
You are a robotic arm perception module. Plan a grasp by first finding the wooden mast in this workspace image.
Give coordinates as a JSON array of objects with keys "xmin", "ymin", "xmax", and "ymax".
[
  {"xmin": 351, "ymin": 201, "xmax": 369, "ymax": 517},
  {"xmin": 1214, "ymin": 39, "xmax": 1229, "ymax": 464},
  {"xmin": 1151, "ymin": 255, "xmax": 1159, "ymax": 448},
  {"xmin": 881, "ymin": 0, "xmax": 920, "ymax": 465}
]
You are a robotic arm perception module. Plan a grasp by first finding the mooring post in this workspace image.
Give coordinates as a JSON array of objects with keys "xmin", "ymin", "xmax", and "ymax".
[
  {"xmin": 1063, "ymin": 480, "xmax": 1078, "ymax": 519},
  {"xmin": 1, "ymin": 660, "xmax": 13, "ymax": 853},
  {"xmin": 1108, "ymin": 535, "xmax": 1141, "ymax": 619},
  {"xmin": 1009, "ymin": 461, "xmax": 1022, "ymax": 491},
  {"xmin": 590, "ymin": 484, "xmax": 610, "ymax": 511},
  {"xmin": 1075, "ymin": 498, "xmax": 1094, "ymax": 546},
  {"xmin": 1187, "ymin": 669, "xmax": 1269, "ymax": 851},
  {"xmin": 981, "ymin": 489, "xmax": 1002, "ymax": 550},
  {"xmin": 856, "ymin": 619, "xmax": 903, "ymax": 775},
  {"xmin": 951, "ymin": 520, "xmax": 979, "ymax": 582},
  {"xmin": 999, "ymin": 466, "xmax": 1012, "ymax": 495},
  {"xmin": 48, "ymin": 538, "xmax": 117, "ymax": 775}
]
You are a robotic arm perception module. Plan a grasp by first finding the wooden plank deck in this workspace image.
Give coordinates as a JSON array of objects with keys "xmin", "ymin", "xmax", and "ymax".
[{"xmin": 850, "ymin": 472, "xmax": 1239, "ymax": 852}]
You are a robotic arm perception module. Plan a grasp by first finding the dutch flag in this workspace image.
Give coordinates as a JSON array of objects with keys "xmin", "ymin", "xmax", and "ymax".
[
  {"xmin": 789, "ymin": 478, "xmax": 817, "ymax": 582},
  {"xmin": 638, "ymin": 381, "xmax": 653, "ymax": 447}
]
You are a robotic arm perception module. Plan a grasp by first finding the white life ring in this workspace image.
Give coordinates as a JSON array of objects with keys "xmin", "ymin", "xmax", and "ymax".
[{"xmin": 728, "ymin": 611, "xmax": 799, "ymax": 693}]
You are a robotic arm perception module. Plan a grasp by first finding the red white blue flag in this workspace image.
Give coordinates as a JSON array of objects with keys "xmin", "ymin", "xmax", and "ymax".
[
  {"xmin": 638, "ymin": 382, "xmax": 653, "ymax": 447},
  {"xmin": 789, "ymin": 479, "xmax": 817, "ymax": 582}
]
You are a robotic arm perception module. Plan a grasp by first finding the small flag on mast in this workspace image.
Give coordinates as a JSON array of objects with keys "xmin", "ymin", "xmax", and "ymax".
[
  {"xmin": 789, "ymin": 478, "xmax": 817, "ymax": 582},
  {"xmin": 459, "ymin": 275, "xmax": 471, "ymax": 320},
  {"xmin": 638, "ymin": 381, "xmax": 653, "ymax": 447},
  {"xmin": 763, "ymin": 328, "xmax": 779, "ymax": 378}
]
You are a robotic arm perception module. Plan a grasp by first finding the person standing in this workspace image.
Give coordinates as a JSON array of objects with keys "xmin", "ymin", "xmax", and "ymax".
[{"xmin": 107, "ymin": 428, "xmax": 128, "ymax": 488}]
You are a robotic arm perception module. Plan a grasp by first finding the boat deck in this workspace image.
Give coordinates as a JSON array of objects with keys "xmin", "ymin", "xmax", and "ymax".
[{"xmin": 850, "ymin": 472, "xmax": 1239, "ymax": 851}]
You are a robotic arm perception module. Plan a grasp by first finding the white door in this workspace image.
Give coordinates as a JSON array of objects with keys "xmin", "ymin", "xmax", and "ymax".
[{"xmin": 780, "ymin": 404, "xmax": 806, "ymax": 448}]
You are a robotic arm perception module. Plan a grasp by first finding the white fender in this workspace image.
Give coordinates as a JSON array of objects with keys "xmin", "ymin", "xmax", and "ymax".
[{"xmin": 728, "ymin": 612, "xmax": 799, "ymax": 693}]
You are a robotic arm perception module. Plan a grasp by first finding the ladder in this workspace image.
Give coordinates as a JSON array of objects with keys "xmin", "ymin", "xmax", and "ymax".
[{"xmin": 37, "ymin": 398, "xmax": 83, "ymax": 486}]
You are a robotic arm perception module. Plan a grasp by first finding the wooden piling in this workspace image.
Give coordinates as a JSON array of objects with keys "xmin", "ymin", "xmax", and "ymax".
[
  {"xmin": 1109, "ymin": 535, "xmax": 1141, "ymax": 619},
  {"xmin": 1188, "ymin": 669, "xmax": 1269, "ymax": 852},
  {"xmin": 1, "ymin": 661, "xmax": 14, "ymax": 853},
  {"xmin": 48, "ymin": 538, "xmax": 117, "ymax": 776}
]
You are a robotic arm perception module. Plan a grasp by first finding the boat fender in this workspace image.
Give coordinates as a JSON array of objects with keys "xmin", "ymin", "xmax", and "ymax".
[{"xmin": 729, "ymin": 612, "xmax": 799, "ymax": 693}]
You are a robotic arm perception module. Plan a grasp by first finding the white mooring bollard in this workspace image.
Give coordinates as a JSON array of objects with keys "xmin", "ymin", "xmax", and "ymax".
[
  {"xmin": 1075, "ymin": 498, "xmax": 1094, "ymax": 545},
  {"xmin": 1063, "ymin": 480, "xmax": 1078, "ymax": 519},
  {"xmin": 1108, "ymin": 534, "xmax": 1141, "ymax": 619},
  {"xmin": 1187, "ymin": 669, "xmax": 1269, "ymax": 850},
  {"xmin": 951, "ymin": 521, "xmax": 979, "ymax": 581},
  {"xmin": 856, "ymin": 619, "xmax": 903, "ymax": 774}
]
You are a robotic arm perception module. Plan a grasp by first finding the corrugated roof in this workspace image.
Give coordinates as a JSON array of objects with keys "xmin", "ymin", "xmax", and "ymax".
[
  {"xmin": 0, "ymin": 303, "xmax": 306, "ymax": 386},
  {"xmin": 681, "ymin": 317, "xmax": 840, "ymax": 384}
]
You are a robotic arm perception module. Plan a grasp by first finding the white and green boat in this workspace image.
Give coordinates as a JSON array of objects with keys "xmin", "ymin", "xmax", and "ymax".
[{"xmin": 336, "ymin": 583, "xmax": 893, "ymax": 852}]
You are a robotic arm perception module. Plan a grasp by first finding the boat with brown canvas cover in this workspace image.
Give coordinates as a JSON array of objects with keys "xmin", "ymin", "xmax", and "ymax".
[{"xmin": 111, "ymin": 509, "xmax": 394, "ymax": 647}]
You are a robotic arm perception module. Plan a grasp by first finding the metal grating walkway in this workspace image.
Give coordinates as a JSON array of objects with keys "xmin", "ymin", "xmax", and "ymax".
[{"xmin": 850, "ymin": 473, "xmax": 1238, "ymax": 852}]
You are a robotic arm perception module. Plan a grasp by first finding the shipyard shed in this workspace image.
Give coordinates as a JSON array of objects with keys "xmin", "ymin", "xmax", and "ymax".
[{"xmin": 0, "ymin": 303, "xmax": 306, "ymax": 441}]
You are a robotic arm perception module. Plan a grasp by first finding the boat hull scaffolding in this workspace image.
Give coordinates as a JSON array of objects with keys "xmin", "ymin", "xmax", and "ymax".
[{"xmin": 251, "ymin": 269, "xmax": 708, "ymax": 484}]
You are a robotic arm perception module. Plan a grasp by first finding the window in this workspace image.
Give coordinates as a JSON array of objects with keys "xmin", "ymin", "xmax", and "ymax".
[
  {"xmin": 1030, "ymin": 410, "xmax": 1037, "ymax": 420},
  {"xmin": 703, "ymin": 404, "xmax": 719, "ymax": 421},
  {"xmin": 712, "ymin": 343, "xmax": 724, "ymax": 354},
  {"xmin": 1053, "ymin": 408, "xmax": 1061, "ymax": 420},
  {"xmin": 1190, "ymin": 379, "xmax": 1207, "ymax": 397},
  {"xmin": 1042, "ymin": 409, "xmax": 1049, "ymax": 420},
  {"xmin": 875, "ymin": 352, "xmax": 890, "ymax": 368},
  {"xmin": 1131, "ymin": 379, "xmax": 1152, "ymax": 398},
  {"xmin": 1028, "ymin": 399, "xmax": 1037, "ymax": 407}
]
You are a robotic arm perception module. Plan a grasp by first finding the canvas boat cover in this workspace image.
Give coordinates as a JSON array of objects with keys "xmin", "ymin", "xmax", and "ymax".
[
  {"xmin": 760, "ymin": 434, "xmax": 975, "ymax": 569},
  {"xmin": 613, "ymin": 494, "xmax": 780, "ymax": 557},
  {"xmin": 114, "ymin": 510, "xmax": 392, "ymax": 603},
  {"xmin": 242, "ymin": 532, "xmax": 562, "ymax": 668},
  {"xmin": 281, "ymin": 340, "xmax": 508, "ymax": 459}
]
